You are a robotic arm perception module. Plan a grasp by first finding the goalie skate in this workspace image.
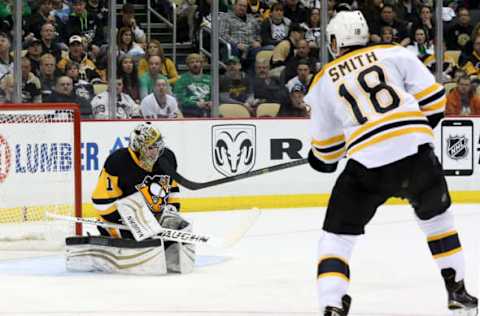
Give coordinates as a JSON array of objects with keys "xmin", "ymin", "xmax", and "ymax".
[
  {"xmin": 324, "ymin": 295, "xmax": 351, "ymax": 316},
  {"xmin": 442, "ymin": 269, "xmax": 478, "ymax": 316}
]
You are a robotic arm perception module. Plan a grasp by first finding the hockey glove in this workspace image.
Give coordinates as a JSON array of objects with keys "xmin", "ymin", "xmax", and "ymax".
[
  {"xmin": 308, "ymin": 149, "xmax": 338, "ymax": 173},
  {"xmin": 426, "ymin": 112, "xmax": 444, "ymax": 129}
]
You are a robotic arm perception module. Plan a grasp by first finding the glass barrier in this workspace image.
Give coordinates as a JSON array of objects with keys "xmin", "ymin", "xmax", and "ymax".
[{"xmin": 2, "ymin": 0, "xmax": 479, "ymax": 118}]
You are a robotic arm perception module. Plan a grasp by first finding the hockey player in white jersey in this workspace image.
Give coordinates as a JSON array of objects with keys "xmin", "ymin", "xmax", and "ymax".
[{"xmin": 304, "ymin": 10, "xmax": 478, "ymax": 316}]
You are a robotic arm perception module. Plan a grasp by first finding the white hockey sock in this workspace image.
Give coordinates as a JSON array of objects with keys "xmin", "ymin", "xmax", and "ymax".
[
  {"xmin": 317, "ymin": 230, "xmax": 357, "ymax": 313},
  {"xmin": 416, "ymin": 210, "xmax": 465, "ymax": 282}
]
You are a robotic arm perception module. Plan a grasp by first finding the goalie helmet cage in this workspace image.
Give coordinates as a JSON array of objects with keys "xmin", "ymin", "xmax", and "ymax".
[{"xmin": 0, "ymin": 103, "xmax": 82, "ymax": 250}]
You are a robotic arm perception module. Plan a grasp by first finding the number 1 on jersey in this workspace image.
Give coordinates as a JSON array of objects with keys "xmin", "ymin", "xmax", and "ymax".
[{"xmin": 106, "ymin": 177, "xmax": 113, "ymax": 191}]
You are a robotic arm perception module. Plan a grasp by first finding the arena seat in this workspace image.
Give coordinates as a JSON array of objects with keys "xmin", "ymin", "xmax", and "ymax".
[
  {"xmin": 218, "ymin": 103, "xmax": 251, "ymax": 118},
  {"xmin": 256, "ymin": 102, "xmax": 281, "ymax": 117}
]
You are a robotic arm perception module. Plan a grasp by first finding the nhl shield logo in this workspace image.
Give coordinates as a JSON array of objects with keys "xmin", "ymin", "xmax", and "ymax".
[
  {"xmin": 446, "ymin": 135, "xmax": 468, "ymax": 160},
  {"xmin": 212, "ymin": 124, "xmax": 256, "ymax": 176}
]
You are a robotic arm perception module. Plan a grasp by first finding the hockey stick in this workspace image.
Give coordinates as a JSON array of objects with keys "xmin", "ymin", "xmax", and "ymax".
[
  {"xmin": 47, "ymin": 212, "xmax": 224, "ymax": 247},
  {"xmin": 162, "ymin": 157, "xmax": 308, "ymax": 190},
  {"xmin": 46, "ymin": 208, "xmax": 260, "ymax": 249}
]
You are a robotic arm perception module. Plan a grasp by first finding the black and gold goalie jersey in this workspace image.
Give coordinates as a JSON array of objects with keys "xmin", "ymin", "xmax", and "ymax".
[{"xmin": 91, "ymin": 147, "xmax": 181, "ymax": 223}]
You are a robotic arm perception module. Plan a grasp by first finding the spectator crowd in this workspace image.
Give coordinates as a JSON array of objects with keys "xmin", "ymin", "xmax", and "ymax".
[{"xmin": 1, "ymin": 0, "xmax": 480, "ymax": 118}]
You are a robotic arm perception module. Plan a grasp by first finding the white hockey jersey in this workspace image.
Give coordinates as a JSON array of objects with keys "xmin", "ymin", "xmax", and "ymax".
[{"xmin": 304, "ymin": 44, "xmax": 446, "ymax": 168}]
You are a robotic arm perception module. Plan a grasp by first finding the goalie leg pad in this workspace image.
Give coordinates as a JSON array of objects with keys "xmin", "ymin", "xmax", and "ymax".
[
  {"xmin": 117, "ymin": 192, "xmax": 163, "ymax": 241},
  {"xmin": 165, "ymin": 241, "xmax": 196, "ymax": 273},
  {"xmin": 65, "ymin": 236, "xmax": 168, "ymax": 275}
]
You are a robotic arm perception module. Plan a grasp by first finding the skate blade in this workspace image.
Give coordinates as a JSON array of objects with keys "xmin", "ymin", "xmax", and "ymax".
[{"xmin": 451, "ymin": 307, "xmax": 478, "ymax": 316}]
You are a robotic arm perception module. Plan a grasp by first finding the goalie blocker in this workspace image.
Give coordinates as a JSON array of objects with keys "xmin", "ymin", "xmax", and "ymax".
[{"xmin": 66, "ymin": 235, "xmax": 195, "ymax": 275}]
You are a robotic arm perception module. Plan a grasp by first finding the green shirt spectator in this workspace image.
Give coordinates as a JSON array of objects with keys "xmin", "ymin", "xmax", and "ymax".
[
  {"xmin": 139, "ymin": 71, "xmax": 168, "ymax": 99},
  {"xmin": 139, "ymin": 55, "xmax": 169, "ymax": 99},
  {"xmin": 0, "ymin": 1, "xmax": 30, "ymax": 17},
  {"xmin": 173, "ymin": 53, "xmax": 212, "ymax": 117}
]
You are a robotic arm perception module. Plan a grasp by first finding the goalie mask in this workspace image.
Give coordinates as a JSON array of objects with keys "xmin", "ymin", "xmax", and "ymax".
[
  {"xmin": 327, "ymin": 10, "xmax": 369, "ymax": 58},
  {"xmin": 129, "ymin": 122, "xmax": 165, "ymax": 170}
]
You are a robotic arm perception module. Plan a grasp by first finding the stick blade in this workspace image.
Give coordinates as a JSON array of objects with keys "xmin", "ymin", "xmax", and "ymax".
[{"xmin": 220, "ymin": 207, "xmax": 261, "ymax": 248}]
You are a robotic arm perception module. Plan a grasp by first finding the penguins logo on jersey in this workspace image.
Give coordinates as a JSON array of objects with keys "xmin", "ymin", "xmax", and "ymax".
[
  {"xmin": 447, "ymin": 135, "xmax": 469, "ymax": 160},
  {"xmin": 135, "ymin": 175, "xmax": 171, "ymax": 212},
  {"xmin": 212, "ymin": 124, "xmax": 256, "ymax": 177}
]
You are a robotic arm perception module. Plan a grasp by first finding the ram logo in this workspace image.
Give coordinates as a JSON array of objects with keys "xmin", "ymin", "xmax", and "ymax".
[{"xmin": 212, "ymin": 124, "xmax": 256, "ymax": 176}]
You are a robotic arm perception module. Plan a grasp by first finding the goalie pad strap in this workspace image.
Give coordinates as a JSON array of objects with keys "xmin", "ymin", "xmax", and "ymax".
[{"xmin": 66, "ymin": 236, "xmax": 163, "ymax": 248}]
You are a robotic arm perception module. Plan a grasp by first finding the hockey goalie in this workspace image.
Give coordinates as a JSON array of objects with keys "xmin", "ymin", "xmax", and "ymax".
[{"xmin": 66, "ymin": 122, "xmax": 195, "ymax": 275}]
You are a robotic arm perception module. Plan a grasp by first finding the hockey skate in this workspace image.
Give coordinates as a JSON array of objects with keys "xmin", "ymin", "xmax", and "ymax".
[
  {"xmin": 324, "ymin": 295, "xmax": 351, "ymax": 316},
  {"xmin": 442, "ymin": 268, "xmax": 478, "ymax": 316}
]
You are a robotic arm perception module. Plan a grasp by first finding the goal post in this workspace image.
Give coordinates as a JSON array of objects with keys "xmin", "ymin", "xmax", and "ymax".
[{"xmin": 0, "ymin": 103, "xmax": 82, "ymax": 249}]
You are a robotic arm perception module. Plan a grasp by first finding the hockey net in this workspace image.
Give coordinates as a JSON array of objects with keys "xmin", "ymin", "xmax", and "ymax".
[{"xmin": 0, "ymin": 104, "xmax": 82, "ymax": 250}]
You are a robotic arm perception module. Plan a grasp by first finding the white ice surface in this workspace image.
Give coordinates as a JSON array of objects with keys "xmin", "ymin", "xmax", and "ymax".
[{"xmin": 0, "ymin": 204, "xmax": 478, "ymax": 316}]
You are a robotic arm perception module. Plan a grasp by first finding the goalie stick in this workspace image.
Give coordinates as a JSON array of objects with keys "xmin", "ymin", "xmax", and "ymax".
[
  {"xmin": 160, "ymin": 156, "xmax": 308, "ymax": 190},
  {"xmin": 46, "ymin": 208, "xmax": 260, "ymax": 249}
]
